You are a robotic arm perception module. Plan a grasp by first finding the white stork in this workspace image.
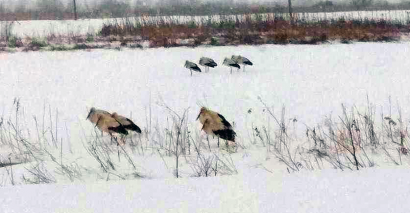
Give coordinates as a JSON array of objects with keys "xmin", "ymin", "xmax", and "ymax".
[
  {"xmin": 231, "ymin": 55, "xmax": 253, "ymax": 72},
  {"xmin": 199, "ymin": 57, "xmax": 217, "ymax": 72},
  {"xmin": 196, "ymin": 107, "xmax": 236, "ymax": 148},
  {"xmin": 222, "ymin": 58, "xmax": 240, "ymax": 74},
  {"xmin": 184, "ymin": 60, "xmax": 201, "ymax": 76},
  {"xmin": 86, "ymin": 107, "xmax": 128, "ymax": 145}
]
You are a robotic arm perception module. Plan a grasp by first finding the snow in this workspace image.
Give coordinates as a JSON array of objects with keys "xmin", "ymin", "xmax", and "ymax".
[
  {"xmin": 1, "ymin": 42, "xmax": 410, "ymax": 212},
  {"xmin": 2, "ymin": 42, "xmax": 410, "ymax": 144},
  {"xmin": 1, "ymin": 168, "xmax": 410, "ymax": 213}
]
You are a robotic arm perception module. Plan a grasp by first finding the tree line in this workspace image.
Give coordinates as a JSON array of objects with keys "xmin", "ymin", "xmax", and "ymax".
[{"xmin": 0, "ymin": 0, "xmax": 410, "ymax": 21}]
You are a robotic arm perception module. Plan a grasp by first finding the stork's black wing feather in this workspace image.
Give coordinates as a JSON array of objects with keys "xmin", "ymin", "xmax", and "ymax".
[
  {"xmin": 108, "ymin": 125, "xmax": 129, "ymax": 135},
  {"xmin": 192, "ymin": 65, "xmax": 201, "ymax": 72},
  {"xmin": 213, "ymin": 129, "xmax": 236, "ymax": 142},
  {"xmin": 124, "ymin": 118, "xmax": 142, "ymax": 133},
  {"xmin": 205, "ymin": 62, "xmax": 217, "ymax": 67},
  {"xmin": 217, "ymin": 113, "xmax": 232, "ymax": 128}
]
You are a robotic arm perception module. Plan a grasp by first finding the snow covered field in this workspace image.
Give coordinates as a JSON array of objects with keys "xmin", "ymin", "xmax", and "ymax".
[
  {"xmin": 2, "ymin": 10, "xmax": 410, "ymax": 37},
  {"xmin": 2, "ymin": 168, "xmax": 410, "ymax": 213},
  {"xmin": 1, "ymin": 42, "xmax": 410, "ymax": 212},
  {"xmin": 2, "ymin": 42, "xmax": 410, "ymax": 140}
]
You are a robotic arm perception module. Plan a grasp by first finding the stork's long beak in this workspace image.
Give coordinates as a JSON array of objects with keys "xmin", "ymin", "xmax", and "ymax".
[
  {"xmin": 86, "ymin": 111, "xmax": 92, "ymax": 120},
  {"xmin": 196, "ymin": 112, "xmax": 201, "ymax": 120}
]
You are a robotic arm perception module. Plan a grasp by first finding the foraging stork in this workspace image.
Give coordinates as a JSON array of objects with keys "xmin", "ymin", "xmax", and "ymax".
[
  {"xmin": 231, "ymin": 55, "xmax": 253, "ymax": 71},
  {"xmin": 184, "ymin": 60, "xmax": 201, "ymax": 76},
  {"xmin": 196, "ymin": 107, "xmax": 236, "ymax": 148},
  {"xmin": 199, "ymin": 57, "xmax": 217, "ymax": 72},
  {"xmin": 86, "ymin": 107, "xmax": 128, "ymax": 145},
  {"xmin": 111, "ymin": 112, "xmax": 142, "ymax": 134},
  {"xmin": 222, "ymin": 58, "xmax": 240, "ymax": 74}
]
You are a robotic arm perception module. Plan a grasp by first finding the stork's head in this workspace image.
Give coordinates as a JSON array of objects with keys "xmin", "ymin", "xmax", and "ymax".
[
  {"xmin": 196, "ymin": 107, "xmax": 207, "ymax": 120},
  {"xmin": 222, "ymin": 58, "xmax": 229, "ymax": 65},
  {"xmin": 86, "ymin": 107, "xmax": 96, "ymax": 120}
]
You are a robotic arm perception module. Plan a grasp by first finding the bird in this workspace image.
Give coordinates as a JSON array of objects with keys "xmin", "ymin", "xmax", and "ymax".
[
  {"xmin": 196, "ymin": 107, "xmax": 236, "ymax": 148},
  {"xmin": 199, "ymin": 57, "xmax": 217, "ymax": 72},
  {"xmin": 111, "ymin": 112, "xmax": 142, "ymax": 134},
  {"xmin": 184, "ymin": 60, "xmax": 201, "ymax": 76},
  {"xmin": 86, "ymin": 107, "xmax": 128, "ymax": 145},
  {"xmin": 222, "ymin": 58, "xmax": 240, "ymax": 74},
  {"xmin": 231, "ymin": 55, "xmax": 253, "ymax": 72}
]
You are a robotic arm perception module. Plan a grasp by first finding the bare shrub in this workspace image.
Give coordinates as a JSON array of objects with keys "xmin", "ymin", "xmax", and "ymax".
[
  {"xmin": 252, "ymin": 97, "xmax": 410, "ymax": 172},
  {"xmin": 22, "ymin": 162, "xmax": 56, "ymax": 184},
  {"xmin": 255, "ymin": 97, "xmax": 305, "ymax": 172},
  {"xmin": 83, "ymin": 134, "xmax": 117, "ymax": 173}
]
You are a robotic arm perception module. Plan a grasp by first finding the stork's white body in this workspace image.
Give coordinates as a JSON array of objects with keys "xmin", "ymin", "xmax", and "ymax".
[
  {"xmin": 86, "ymin": 107, "xmax": 128, "ymax": 145},
  {"xmin": 196, "ymin": 107, "xmax": 236, "ymax": 148},
  {"xmin": 184, "ymin": 60, "xmax": 201, "ymax": 76},
  {"xmin": 199, "ymin": 57, "xmax": 217, "ymax": 72},
  {"xmin": 222, "ymin": 58, "xmax": 240, "ymax": 74},
  {"xmin": 231, "ymin": 55, "xmax": 253, "ymax": 71}
]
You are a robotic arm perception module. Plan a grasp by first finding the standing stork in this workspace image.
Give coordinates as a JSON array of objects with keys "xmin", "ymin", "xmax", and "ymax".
[
  {"xmin": 184, "ymin": 60, "xmax": 201, "ymax": 76},
  {"xmin": 222, "ymin": 58, "xmax": 240, "ymax": 74},
  {"xmin": 86, "ymin": 107, "xmax": 128, "ymax": 145},
  {"xmin": 231, "ymin": 55, "xmax": 253, "ymax": 72},
  {"xmin": 196, "ymin": 107, "xmax": 236, "ymax": 148},
  {"xmin": 199, "ymin": 57, "xmax": 217, "ymax": 72}
]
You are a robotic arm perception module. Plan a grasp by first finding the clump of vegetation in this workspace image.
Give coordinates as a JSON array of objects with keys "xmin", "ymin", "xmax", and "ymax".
[
  {"xmin": 7, "ymin": 36, "xmax": 23, "ymax": 48},
  {"xmin": 253, "ymin": 96, "xmax": 409, "ymax": 173},
  {"xmin": 128, "ymin": 43, "xmax": 143, "ymax": 49},
  {"xmin": 0, "ymin": 9, "xmax": 407, "ymax": 51},
  {"xmin": 187, "ymin": 21, "xmax": 197, "ymax": 29},
  {"xmin": 96, "ymin": 15, "xmax": 404, "ymax": 48},
  {"xmin": 50, "ymin": 45, "xmax": 69, "ymax": 51},
  {"xmin": 30, "ymin": 38, "xmax": 48, "ymax": 48},
  {"xmin": 86, "ymin": 34, "xmax": 94, "ymax": 43},
  {"xmin": 210, "ymin": 37, "xmax": 219, "ymax": 46}
]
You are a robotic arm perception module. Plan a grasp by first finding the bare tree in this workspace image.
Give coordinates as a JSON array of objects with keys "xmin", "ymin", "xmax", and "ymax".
[
  {"xmin": 288, "ymin": 0, "xmax": 293, "ymax": 25},
  {"xmin": 0, "ymin": 2, "xmax": 6, "ymax": 14},
  {"xmin": 73, "ymin": 0, "xmax": 77, "ymax": 20},
  {"xmin": 14, "ymin": 0, "xmax": 28, "ymax": 13}
]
